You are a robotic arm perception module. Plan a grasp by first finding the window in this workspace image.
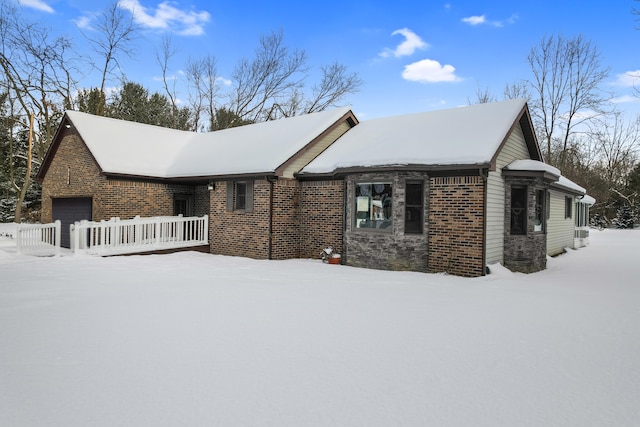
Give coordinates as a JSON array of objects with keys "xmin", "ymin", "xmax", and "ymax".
[
  {"xmin": 235, "ymin": 182, "xmax": 247, "ymax": 210},
  {"xmin": 510, "ymin": 187, "xmax": 527, "ymax": 235},
  {"xmin": 227, "ymin": 181, "xmax": 253, "ymax": 212},
  {"xmin": 534, "ymin": 189, "xmax": 545, "ymax": 232},
  {"xmin": 355, "ymin": 182, "xmax": 392, "ymax": 230},
  {"xmin": 565, "ymin": 197, "xmax": 573, "ymax": 219},
  {"xmin": 174, "ymin": 195, "xmax": 194, "ymax": 216},
  {"xmin": 405, "ymin": 181, "xmax": 423, "ymax": 234}
]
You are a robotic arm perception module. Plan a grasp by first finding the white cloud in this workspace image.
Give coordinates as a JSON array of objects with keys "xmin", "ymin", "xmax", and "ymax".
[
  {"xmin": 612, "ymin": 95, "xmax": 640, "ymax": 104},
  {"xmin": 402, "ymin": 59, "xmax": 461, "ymax": 83},
  {"xmin": 613, "ymin": 70, "xmax": 640, "ymax": 87},
  {"xmin": 216, "ymin": 76, "xmax": 232, "ymax": 86},
  {"xmin": 18, "ymin": 0, "xmax": 54, "ymax": 13},
  {"xmin": 462, "ymin": 15, "xmax": 486, "ymax": 25},
  {"xmin": 74, "ymin": 15, "xmax": 93, "ymax": 30},
  {"xmin": 117, "ymin": 0, "xmax": 211, "ymax": 36},
  {"xmin": 462, "ymin": 14, "xmax": 517, "ymax": 27},
  {"xmin": 379, "ymin": 28, "xmax": 428, "ymax": 58}
]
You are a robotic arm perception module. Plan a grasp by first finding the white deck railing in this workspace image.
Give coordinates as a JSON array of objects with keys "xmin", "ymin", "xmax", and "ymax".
[
  {"xmin": 71, "ymin": 215, "xmax": 208, "ymax": 256},
  {"xmin": 17, "ymin": 221, "xmax": 61, "ymax": 257}
]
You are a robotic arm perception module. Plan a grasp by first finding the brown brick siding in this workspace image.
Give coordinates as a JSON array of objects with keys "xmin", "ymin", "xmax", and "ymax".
[
  {"xmin": 299, "ymin": 180, "xmax": 344, "ymax": 259},
  {"xmin": 209, "ymin": 178, "xmax": 344, "ymax": 261},
  {"xmin": 209, "ymin": 179, "xmax": 270, "ymax": 259},
  {"xmin": 41, "ymin": 132, "xmax": 103, "ymax": 223},
  {"xmin": 271, "ymin": 179, "xmax": 300, "ymax": 260},
  {"xmin": 428, "ymin": 176, "xmax": 485, "ymax": 277}
]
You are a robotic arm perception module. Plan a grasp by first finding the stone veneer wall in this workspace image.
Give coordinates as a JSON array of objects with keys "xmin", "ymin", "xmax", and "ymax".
[
  {"xmin": 344, "ymin": 172, "xmax": 430, "ymax": 272},
  {"xmin": 503, "ymin": 178, "xmax": 547, "ymax": 273},
  {"xmin": 299, "ymin": 180, "xmax": 344, "ymax": 259},
  {"xmin": 428, "ymin": 176, "xmax": 485, "ymax": 277},
  {"xmin": 40, "ymin": 132, "xmax": 206, "ymax": 223}
]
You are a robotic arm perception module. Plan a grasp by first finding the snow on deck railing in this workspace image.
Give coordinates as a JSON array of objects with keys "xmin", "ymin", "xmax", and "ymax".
[
  {"xmin": 17, "ymin": 221, "xmax": 61, "ymax": 257},
  {"xmin": 71, "ymin": 215, "xmax": 208, "ymax": 256}
]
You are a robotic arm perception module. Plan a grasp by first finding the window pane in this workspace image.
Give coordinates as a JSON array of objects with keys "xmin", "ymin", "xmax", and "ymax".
[
  {"xmin": 355, "ymin": 182, "xmax": 392, "ymax": 229},
  {"xmin": 510, "ymin": 187, "xmax": 527, "ymax": 235},
  {"xmin": 565, "ymin": 197, "xmax": 572, "ymax": 219},
  {"xmin": 236, "ymin": 182, "xmax": 246, "ymax": 210},
  {"xmin": 534, "ymin": 190, "xmax": 544, "ymax": 231},
  {"xmin": 405, "ymin": 182, "xmax": 423, "ymax": 234}
]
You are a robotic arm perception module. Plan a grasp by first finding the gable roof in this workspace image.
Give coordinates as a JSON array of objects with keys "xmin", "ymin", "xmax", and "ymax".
[
  {"xmin": 38, "ymin": 107, "xmax": 355, "ymax": 182},
  {"xmin": 299, "ymin": 98, "xmax": 540, "ymax": 176}
]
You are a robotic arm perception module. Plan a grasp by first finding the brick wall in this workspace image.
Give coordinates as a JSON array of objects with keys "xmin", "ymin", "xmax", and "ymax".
[
  {"xmin": 299, "ymin": 180, "xmax": 344, "ymax": 259},
  {"xmin": 428, "ymin": 176, "xmax": 485, "ymax": 277},
  {"xmin": 271, "ymin": 179, "xmax": 300, "ymax": 260},
  {"xmin": 40, "ymin": 132, "xmax": 105, "ymax": 223},
  {"xmin": 41, "ymin": 132, "xmax": 207, "ymax": 223},
  {"xmin": 209, "ymin": 179, "xmax": 271, "ymax": 259}
]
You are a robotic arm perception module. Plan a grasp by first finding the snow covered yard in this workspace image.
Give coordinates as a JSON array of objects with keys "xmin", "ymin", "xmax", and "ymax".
[{"xmin": 1, "ymin": 227, "xmax": 639, "ymax": 426}]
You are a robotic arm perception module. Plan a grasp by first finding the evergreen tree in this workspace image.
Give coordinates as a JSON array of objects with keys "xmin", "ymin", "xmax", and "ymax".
[
  {"xmin": 210, "ymin": 106, "xmax": 253, "ymax": 131},
  {"xmin": 612, "ymin": 204, "xmax": 635, "ymax": 229}
]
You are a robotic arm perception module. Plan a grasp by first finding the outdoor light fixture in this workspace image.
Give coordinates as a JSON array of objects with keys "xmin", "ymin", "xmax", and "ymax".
[{"xmin": 207, "ymin": 181, "xmax": 215, "ymax": 191}]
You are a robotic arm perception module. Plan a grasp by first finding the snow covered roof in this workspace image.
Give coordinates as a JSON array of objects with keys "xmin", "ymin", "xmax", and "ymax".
[
  {"xmin": 300, "ymin": 98, "xmax": 531, "ymax": 175},
  {"xmin": 505, "ymin": 159, "xmax": 590, "ymax": 196},
  {"xmin": 554, "ymin": 176, "xmax": 587, "ymax": 195},
  {"xmin": 505, "ymin": 159, "xmax": 561, "ymax": 177},
  {"xmin": 61, "ymin": 108, "xmax": 353, "ymax": 179},
  {"xmin": 579, "ymin": 195, "xmax": 596, "ymax": 205}
]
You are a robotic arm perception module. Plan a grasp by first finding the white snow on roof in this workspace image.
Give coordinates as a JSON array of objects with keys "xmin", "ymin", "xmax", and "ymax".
[
  {"xmin": 505, "ymin": 159, "xmax": 561, "ymax": 177},
  {"xmin": 66, "ymin": 108, "xmax": 351, "ymax": 178},
  {"xmin": 506, "ymin": 159, "xmax": 587, "ymax": 195},
  {"xmin": 300, "ymin": 98, "xmax": 528, "ymax": 174},
  {"xmin": 555, "ymin": 175, "xmax": 587, "ymax": 194},
  {"xmin": 579, "ymin": 194, "xmax": 596, "ymax": 205}
]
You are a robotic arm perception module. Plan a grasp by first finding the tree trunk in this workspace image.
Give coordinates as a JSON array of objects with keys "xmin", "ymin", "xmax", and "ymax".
[{"xmin": 14, "ymin": 113, "xmax": 34, "ymax": 223}]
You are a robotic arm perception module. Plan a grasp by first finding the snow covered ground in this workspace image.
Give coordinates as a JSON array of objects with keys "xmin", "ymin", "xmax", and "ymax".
[{"xmin": 1, "ymin": 224, "xmax": 639, "ymax": 426}]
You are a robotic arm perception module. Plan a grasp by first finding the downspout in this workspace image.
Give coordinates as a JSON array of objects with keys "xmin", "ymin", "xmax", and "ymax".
[
  {"xmin": 268, "ymin": 176, "xmax": 275, "ymax": 260},
  {"xmin": 342, "ymin": 178, "xmax": 347, "ymax": 264},
  {"xmin": 481, "ymin": 168, "xmax": 488, "ymax": 276}
]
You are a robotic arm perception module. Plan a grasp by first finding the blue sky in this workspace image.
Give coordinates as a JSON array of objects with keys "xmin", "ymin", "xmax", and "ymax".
[{"xmin": 15, "ymin": 0, "xmax": 640, "ymax": 120}]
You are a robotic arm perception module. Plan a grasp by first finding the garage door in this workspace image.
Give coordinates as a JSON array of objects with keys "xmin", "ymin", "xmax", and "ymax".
[{"xmin": 52, "ymin": 198, "xmax": 92, "ymax": 248}]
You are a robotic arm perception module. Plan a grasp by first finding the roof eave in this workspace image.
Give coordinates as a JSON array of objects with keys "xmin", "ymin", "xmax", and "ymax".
[
  {"xmin": 296, "ymin": 162, "xmax": 491, "ymax": 179},
  {"xmin": 103, "ymin": 171, "xmax": 278, "ymax": 184}
]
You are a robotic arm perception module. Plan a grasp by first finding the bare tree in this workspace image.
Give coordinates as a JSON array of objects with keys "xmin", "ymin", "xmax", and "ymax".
[
  {"xmin": 503, "ymin": 81, "xmax": 531, "ymax": 101},
  {"xmin": 588, "ymin": 113, "xmax": 639, "ymax": 186},
  {"xmin": 0, "ymin": 0, "xmax": 75, "ymax": 220},
  {"xmin": 304, "ymin": 62, "xmax": 362, "ymax": 113},
  {"xmin": 185, "ymin": 55, "xmax": 219, "ymax": 131},
  {"xmin": 229, "ymin": 29, "xmax": 308, "ymax": 124},
  {"xmin": 526, "ymin": 34, "xmax": 610, "ymax": 167},
  {"xmin": 227, "ymin": 30, "xmax": 362, "ymax": 125},
  {"xmin": 156, "ymin": 35, "xmax": 180, "ymax": 128},
  {"xmin": 82, "ymin": 1, "xmax": 136, "ymax": 116},
  {"xmin": 467, "ymin": 85, "xmax": 497, "ymax": 105}
]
